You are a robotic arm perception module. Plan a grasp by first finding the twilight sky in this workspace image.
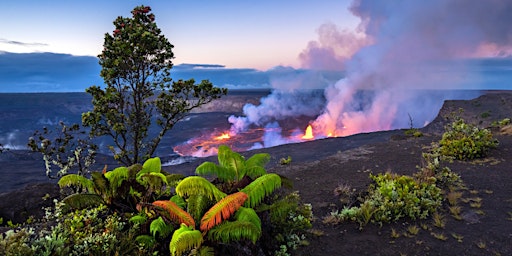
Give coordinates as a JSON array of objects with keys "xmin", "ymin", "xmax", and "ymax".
[
  {"xmin": 1, "ymin": 0, "xmax": 511, "ymax": 93},
  {"xmin": 1, "ymin": 0, "xmax": 357, "ymax": 70}
]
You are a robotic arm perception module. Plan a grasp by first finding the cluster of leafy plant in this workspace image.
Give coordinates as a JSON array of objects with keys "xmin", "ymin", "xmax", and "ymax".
[
  {"xmin": 0, "ymin": 203, "xmax": 149, "ymax": 255},
  {"xmin": 326, "ymin": 138, "xmax": 465, "ymax": 227},
  {"xmin": 439, "ymin": 117, "xmax": 498, "ymax": 160},
  {"xmin": 494, "ymin": 117, "xmax": 511, "ymax": 127},
  {"xmin": 328, "ymin": 171, "xmax": 442, "ymax": 227},
  {"xmin": 131, "ymin": 145, "xmax": 312, "ymax": 255}
]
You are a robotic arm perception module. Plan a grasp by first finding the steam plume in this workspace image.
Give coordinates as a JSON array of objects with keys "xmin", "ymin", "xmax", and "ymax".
[{"xmin": 228, "ymin": 0, "xmax": 512, "ymax": 148}]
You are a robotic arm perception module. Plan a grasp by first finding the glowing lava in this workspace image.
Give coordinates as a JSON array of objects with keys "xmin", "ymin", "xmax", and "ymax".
[
  {"xmin": 301, "ymin": 125, "xmax": 314, "ymax": 140},
  {"xmin": 215, "ymin": 132, "xmax": 230, "ymax": 140}
]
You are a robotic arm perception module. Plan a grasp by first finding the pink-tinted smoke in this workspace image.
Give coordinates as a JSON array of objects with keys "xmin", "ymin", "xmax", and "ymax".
[{"xmin": 310, "ymin": 0, "xmax": 512, "ymax": 137}]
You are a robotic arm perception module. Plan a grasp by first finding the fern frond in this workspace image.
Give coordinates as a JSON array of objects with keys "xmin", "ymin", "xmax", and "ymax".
[
  {"xmin": 150, "ymin": 216, "xmax": 174, "ymax": 238},
  {"xmin": 91, "ymin": 172, "xmax": 109, "ymax": 196},
  {"xmin": 235, "ymin": 207, "xmax": 261, "ymax": 230},
  {"xmin": 142, "ymin": 157, "xmax": 162, "ymax": 173},
  {"xmin": 61, "ymin": 193, "xmax": 104, "ymax": 212},
  {"xmin": 266, "ymin": 197, "xmax": 298, "ymax": 223},
  {"xmin": 58, "ymin": 174, "xmax": 95, "ymax": 193},
  {"xmin": 176, "ymin": 176, "xmax": 226, "ymax": 201},
  {"xmin": 195, "ymin": 162, "xmax": 235, "ymax": 182},
  {"xmin": 104, "ymin": 166, "xmax": 129, "ymax": 191},
  {"xmin": 129, "ymin": 214, "xmax": 147, "ymax": 225},
  {"xmin": 127, "ymin": 163, "xmax": 143, "ymax": 177},
  {"xmin": 166, "ymin": 173, "xmax": 185, "ymax": 187},
  {"xmin": 170, "ymin": 194, "xmax": 187, "ymax": 209},
  {"xmin": 187, "ymin": 194, "xmax": 211, "ymax": 224},
  {"xmin": 170, "ymin": 224, "xmax": 203, "ymax": 256},
  {"xmin": 241, "ymin": 173, "xmax": 282, "ymax": 208},
  {"xmin": 190, "ymin": 246, "xmax": 214, "ymax": 256},
  {"xmin": 135, "ymin": 234, "xmax": 156, "ymax": 248},
  {"xmin": 245, "ymin": 153, "xmax": 270, "ymax": 178},
  {"xmin": 217, "ymin": 145, "xmax": 246, "ymax": 181},
  {"xmin": 207, "ymin": 220, "xmax": 261, "ymax": 244},
  {"xmin": 137, "ymin": 172, "xmax": 168, "ymax": 187},
  {"xmin": 200, "ymin": 191, "xmax": 248, "ymax": 232},
  {"xmin": 152, "ymin": 200, "xmax": 195, "ymax": 227}
]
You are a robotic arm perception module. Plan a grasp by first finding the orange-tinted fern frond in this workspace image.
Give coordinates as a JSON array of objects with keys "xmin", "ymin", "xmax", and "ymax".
[
  {"xmin": 152, "ymin": 200, "xmax": 195, "ymax": 227},
  {"xmin": 200, "ymin": 191, "xmax": 248, "ymax": 232}
]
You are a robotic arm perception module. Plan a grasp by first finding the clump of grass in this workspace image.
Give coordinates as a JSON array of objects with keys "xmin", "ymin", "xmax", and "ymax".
[
  {"xmin": 407, "ymin": 225, "xmax": 420, "ymax": 236},
  {"xmin": 469, "ymin": 197, "xmax": 483, "ymax": 208},
  {"xmin": 390, "ymin": 228, "xmax": 401, "ymax": 238},
  {"xmin": 476, "ymin": 240, "xmax": 487, "ymax": 249},
  {"xmin": 446, "ymin": 191, "xmax": 463, "ymax": 206},
  {"xmin": 333, "ymin": 182, "xmax": 354, "ymax": 204},
  {"xmin": 430, "ymin": 232, "xmax": 448, "ymax": 241},
  {"xmin": 279, "ymin": 156, "xmax": 292, "ymax": 165},
  {"xmin": 432, "ymin": 212, "xmax": 446, "ymax": 228},
  {"xmin": 449, "ymin": 206, "xmax": 462, "ymax": 220},
  {"xmin": 451, "ymin": 233, "xmax": 464, "ymax": 243}
]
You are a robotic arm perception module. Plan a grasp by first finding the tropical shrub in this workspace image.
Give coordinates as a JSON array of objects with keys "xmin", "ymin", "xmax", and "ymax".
[
  {"xmin": 58, "ymin": 157, "xmax": 181, "ymax": 213},
  {"xmin": 0, "ymin": 202, "xmax": 148, "ymax": 256},
  {"xmin": 439, "ymin": 117, "xmax": 498, "ymax": 160},
  {"xmin": 366, "ymin": 173, "xmax": 442, "ymax": 223},
  {"xmin": 130, "ymin": 145, "xmax": 311, "ymax": 255}
]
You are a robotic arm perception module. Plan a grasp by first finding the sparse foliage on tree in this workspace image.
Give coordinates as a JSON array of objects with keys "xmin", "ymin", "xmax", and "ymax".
[
  {"xmin": 82, "ymin": 5, "xmax": 227, "ymax": 165},
  {"xmin": 28, "ymin": 122, "xmax": 97, "ymax": 178}
]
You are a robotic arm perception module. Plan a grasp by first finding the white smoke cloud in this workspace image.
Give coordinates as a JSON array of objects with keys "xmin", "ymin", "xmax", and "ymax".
[
  {"xmin": 309, "ymin": 0, "xmax": 512, "ymax": 136},
  {"xmin": 227, "ymin": 0, "xmax": 512, "ymax": 147}
]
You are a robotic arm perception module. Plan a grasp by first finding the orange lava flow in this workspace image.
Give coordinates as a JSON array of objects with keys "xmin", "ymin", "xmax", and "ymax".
[
  {"xmin": 215, "ymin": 133, "xmax": 230, "ymax": 140},
  {"xmin": 301, "ymin": 125, "xmax": 314, "ymax": 140}
]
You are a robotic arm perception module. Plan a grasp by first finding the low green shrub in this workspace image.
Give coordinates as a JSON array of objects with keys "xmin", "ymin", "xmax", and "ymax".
[
  {"xmin": 366, "ymin": 173, "xmax": 442, "ymax": 224},
  {"xmin": 439, "ymin": 118, "xmax": 498, "ymax": 160}
]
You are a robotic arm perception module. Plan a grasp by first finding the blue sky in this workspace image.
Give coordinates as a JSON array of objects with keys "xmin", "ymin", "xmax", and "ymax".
[{"xmin": 1, "ymin": 0, "xmax": 357, "ymax": 70}]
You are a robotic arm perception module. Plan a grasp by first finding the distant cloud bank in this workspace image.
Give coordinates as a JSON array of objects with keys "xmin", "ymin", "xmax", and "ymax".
[{"xmin": 0, "ymin": 52, "xmax": 344, "ymax": 92}]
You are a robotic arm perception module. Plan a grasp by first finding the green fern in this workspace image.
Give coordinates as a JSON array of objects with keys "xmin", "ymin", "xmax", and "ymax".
[
  {"xmin": 58, "ymin": 174, "xmax": 95, "ymax": 193},
  {"xmin": 196, "ymin": 161, "xmax": 234, "ymax": 181},
  {"xmin": 135, "ymin": 234, "xmax": 156, "ymax": 248},
  {"xmin": 241, "ymin": 173, "xmax": 282, "ymax": 208},
  {"xmin": 176, "ymin": 176, "xmax": 227, "ymax": 201},
  {"xmin": 140, "ymin": 157, "xmax": 162, "ymax": 175},
  {"xmin": 61, "ymin": 193, "xmax": 104, "ymax": 212},
  {"xmin": 244, "ymin": 153, "xmax": 270, "ymax": 179},
  {"xmin": 150, "ymin": 216, "xmax": 174, "ymax": 238},
  {"xmin": 200, "ymin": 191, "xmax": 248, "ymax": 232},
  {"xmin": 196, "ymin": 145, "xmax": 270, "ymax": 182},
  {"xmin": 207, "ymin": 220, "xmax": 261, "ymax": 244},
  {"xmin": 235, "ymin": 207, "xmax": 262, "ymax": 231},
  {"xmin": 91, "ymin": 171, "xmax": 110, "ymax": 197},
  {"xmin": 104, "ymin": 166, "xmax": 129, "ymax": 191},
  {"xmin": 187, "ymin": 194, "xmax": 212, "ymax": 224},
  {"xmin": 170, "ymin": 224, "xmax": 203, "ymax": 256},
  {"xmin": 190, "ymin": 246, "xmax": 214, "ymax": 256},
  {"xmin": 170, "ymin": 194, "xmax": 187, "ymax": 209},
  {"xmin": 166, "ymin": 173, "xmax": 185, "ymax": 187},
  {"xmin": 129, "ymin": 214, "xmax": 147, "ymax": 225}
]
